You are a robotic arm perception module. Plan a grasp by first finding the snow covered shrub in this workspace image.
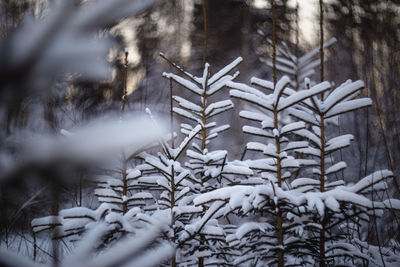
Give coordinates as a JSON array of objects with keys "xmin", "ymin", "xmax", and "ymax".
[
  {"xmin": 130, "ymin": 109, "xmax": 203, "ymax": 266},
  {"xmin": 288, "ymin": 78, "xmax": 400, "ymax": 266},
  {"xmin": 161, "ymin": 55, "xmax": 253, "ymax": 266},
  {"xmin": 162, "ymin": 54, "xmax": 252, "ymax": 188},
  {"xmin": 29, "ymin": 115, "xmax": 168, "ymax": 254},
  {"xmin": 192, "ymin": 59, "xmax": 400, "ymax": 267},
  {"xmin": 204, "ymin": 75, "xmax": 330, "ymax": 266}
]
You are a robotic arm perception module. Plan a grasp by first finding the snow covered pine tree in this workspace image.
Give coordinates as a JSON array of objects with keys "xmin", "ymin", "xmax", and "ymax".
[
  {"xmin": 288, "ymin": 77, "xmax": 400, "ymax": 266},
  {"xmin": 190, "ymin": 72, "xmax": 329, "ymax": 266},
  {"xmin": 161, "ymin": 55, "xmax": 253, "ymax": 265},
  {"xmin": 191, "ymin": 64, "xmax": 400, "ymax": 266}
]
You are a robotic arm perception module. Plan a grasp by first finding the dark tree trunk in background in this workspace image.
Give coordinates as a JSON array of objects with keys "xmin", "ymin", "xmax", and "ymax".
[{"xmin": 325, "ymin": 0, "xmax": 400, "ymax": 242}]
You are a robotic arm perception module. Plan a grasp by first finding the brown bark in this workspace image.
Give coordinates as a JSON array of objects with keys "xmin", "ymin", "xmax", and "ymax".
[
  {"xmin": 319, "ymin": 1, "xmax": 326, "ymax": 266},
  {"xmin": 272, "ymin": 1, "xmax": 283, "ymax": 266}
]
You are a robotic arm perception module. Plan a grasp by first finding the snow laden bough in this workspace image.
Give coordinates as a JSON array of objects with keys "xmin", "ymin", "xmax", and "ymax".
[
  {"xmin": 162, "ymin": 55, "xmax": 252, "ymax": 187},
  {"xmin": 192, "ymin": 169, "xmax": 400, "ymax": 266}
]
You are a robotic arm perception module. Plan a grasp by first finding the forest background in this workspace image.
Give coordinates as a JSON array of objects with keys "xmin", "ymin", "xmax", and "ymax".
[{"xmin": 1, "ymin": 0, "xmax": 400, "ymax": 266}]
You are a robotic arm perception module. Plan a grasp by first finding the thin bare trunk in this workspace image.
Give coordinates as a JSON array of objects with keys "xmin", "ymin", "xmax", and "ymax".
[
  {"xmin": 295, "ymin": 0, "xmax": 299, "ymax": 91},
  {"xmin": 171, "ymin": 163, "xmax": 176, "ymax": 267},
  {"xmin": 169, "ymin": 77, "xmax": 176, "ymax": 267},
  {"xmin": 122, "ymin": 159, "xmax": 127, "ymax": 214},
  {"xmin": 79, "ymin": 176, "xmax": 82, "ymax": 207},
  {"xmin": 33, "ymin": 230, "xmax": 37, "ymax": 261},
  {"xmin": 271, "ymin": 0, "xmax": 277, "ymax": 86},
  {"xmin": 271, "ymin": 1, "xmax": 283, "ymax": 266},
  {"xmin": 320, "ymin": 114, "xmax": 325, "ymax": 194},
  {"xmin": 319, "ymin": 1, "xmax": 325, "ymax": 266},
  {"xmin": 170, "ymin": 78, "xmax": 174, "ymax": 148},
  {"xmin": 121, "ymin": 48, "xmax": 129, "ymax": 215},
  {"xmin": 51, "ymin": 183, "xmax": 60, "ymax": 266},
  {"xmin": 319, "ymin": 77, "xmax": 326, "ymax": 267},
  {"xmin": 199, "ymin": 2, "xmax": 208, "ymax": 265},
  {"xmin": 319, "ymin": 0, "xmax": 324, "ymax": 83},
  {"xmin": 199, "ymin": 79, "xmax": 207, "ymax": 267},
  {"xmin": 121, "ymin": 49, "xmax": 129, "ymax": 114},
  {"xmin": 201, "ymin": 0, "xmax": 207, "ymax": 67},
  {"xmin": 370, "ymin": 186, "xmax": 386, "ymax": 267}
]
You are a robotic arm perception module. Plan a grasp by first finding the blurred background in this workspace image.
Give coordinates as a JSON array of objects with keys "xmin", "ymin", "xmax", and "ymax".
[{"xmin": 1, "ymin": 0, "xmax": 399, "ymax": 259}]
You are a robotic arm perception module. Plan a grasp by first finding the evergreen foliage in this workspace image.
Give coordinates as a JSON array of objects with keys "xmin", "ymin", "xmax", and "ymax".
[
  {"xmin": 30, "ymin": 36, "xmax": 400, "ymax": 267},
  {"xmin": 2, "ymin": 1, "xmax": 400, "ymax": 267}
]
